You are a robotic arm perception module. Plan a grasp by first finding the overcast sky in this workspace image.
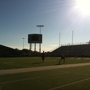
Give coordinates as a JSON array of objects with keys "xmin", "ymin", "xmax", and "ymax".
[{"xmin": 0, "ymin": 0, "xmax": 90, "ymax": 52}]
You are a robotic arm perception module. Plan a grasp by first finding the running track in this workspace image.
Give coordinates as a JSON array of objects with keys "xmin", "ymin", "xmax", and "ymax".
[{"xmin": 0, "ymin": 63, "xmax": 90, "ymax": 75}]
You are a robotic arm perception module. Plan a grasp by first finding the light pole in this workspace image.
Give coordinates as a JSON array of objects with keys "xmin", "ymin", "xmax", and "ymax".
[
  {"xmin": 37, "ymin": 25, "xmax": 44, "ymax": 53},
  {"xmin": 37, "ymin": 25, "xmax": 44, "ymax": 34},
  {"xmin": 72, "ymin": 30, "xmax": 74, "ymax": 45},
  {"xmin": 59, "ymin": 33, "xmax": 61, "ymax": 47},
  {"xmin": 72, "ymin": 30, "xmax": 74, "ymax": 52},
  {"xmin": 23, "ymin": 38, "xmax": 25, "ymax": 49}
]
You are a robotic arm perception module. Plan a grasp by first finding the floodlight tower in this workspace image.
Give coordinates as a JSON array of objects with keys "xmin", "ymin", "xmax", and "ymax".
[
  {"xmin": 72, "ymin": 30, "xmax": 74, "ymax": 52},
  {"xmin": 59, "ymin": 33, "xmax": 61, "ymax": 47},
  {"xmin": 37, "ymin": 25, "xmax": 44, "ymax": 53},
  {"xmin": 37, "ymin": 25, "xmax": 44, "ymax": 34},
  {"xmin": 72, "ymin": 30, "xmax": 74, "ymax": 45},
  {"xmin": 23, "ymin": 38, "xmax": 25, "ymax": 49}
]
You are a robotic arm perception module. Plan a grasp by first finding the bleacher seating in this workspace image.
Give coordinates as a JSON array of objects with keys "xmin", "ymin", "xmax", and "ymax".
[
  {"xmin": 0, "ymin": 44, "xmax": 18, "ymax": 57},
  {"xmin": 51, "ymin": 44, "xmax": 90, "ymax": 57}
]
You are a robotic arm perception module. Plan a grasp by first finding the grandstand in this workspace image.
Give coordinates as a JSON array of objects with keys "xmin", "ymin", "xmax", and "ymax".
[
  {"xmin": 0, "ymin": 44, "xmax": 20, "ymax": 57},
  {"xmin": 1, "ymin": 43, "xmax": 90, "ymax": 57},
  {"xmin": 0, "ymin": 44, "xmax": 40, "ymax": 57},
  {"xmin": 51, "ymin": 43, "xmax": 90, "ymax": 57}
]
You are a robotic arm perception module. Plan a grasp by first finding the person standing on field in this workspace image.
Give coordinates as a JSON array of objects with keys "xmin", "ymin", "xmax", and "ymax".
[
  {"xmin": 59, "ymin": 54, "xmax": 65, "ymax": 64},
  {"xmin": 42, "ymin": 51, "xmax": 45, "ymax": 62}
]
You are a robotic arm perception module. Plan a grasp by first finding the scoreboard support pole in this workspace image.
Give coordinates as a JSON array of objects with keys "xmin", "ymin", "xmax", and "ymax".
[
  {"xmin": 39, "ymin": 43, "xmax": 41, "ymax": 53},
  {"xmin": 30, "ymin": 43, "xmax": 32, "ymax": 51},
  {"xmin": 34, "ymin": 43, "xmax": 36, "ymax": 51}
]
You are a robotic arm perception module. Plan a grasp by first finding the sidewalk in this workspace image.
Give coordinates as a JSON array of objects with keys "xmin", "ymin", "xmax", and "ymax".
[{"xmin": 0, "ymin": 63, "xmax": 90, "ymax": 75}]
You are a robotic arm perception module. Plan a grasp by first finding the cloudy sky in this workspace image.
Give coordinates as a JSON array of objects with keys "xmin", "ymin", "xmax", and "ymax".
[{"xmin": 0, "ymin": 0, "xmax": 90, "ymax": 52}]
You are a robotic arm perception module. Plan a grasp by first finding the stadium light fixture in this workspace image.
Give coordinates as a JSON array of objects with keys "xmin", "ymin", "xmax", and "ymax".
[{"xmin": 37, "ymin": 25, "xmax": 44, "ymax": 34}]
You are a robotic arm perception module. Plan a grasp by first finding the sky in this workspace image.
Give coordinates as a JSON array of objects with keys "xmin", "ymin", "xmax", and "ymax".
[{"xmin": 0, "ymin": 0, "xmax": 90, "ymax": 52}]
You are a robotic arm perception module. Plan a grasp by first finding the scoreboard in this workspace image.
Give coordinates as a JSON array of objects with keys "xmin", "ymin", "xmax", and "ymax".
[{"xmin": 28, "ymin": 34, "xmax": 42, "ymax": 43}]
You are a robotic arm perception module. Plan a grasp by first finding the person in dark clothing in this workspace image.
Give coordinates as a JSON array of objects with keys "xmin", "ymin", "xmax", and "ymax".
[
  {"xmin": 42, "ymin": 51, "xmax": 45, "ymax": 62},
  {"xmin": 59, "ymin": 54, "xmax": 65, "ymax": 64}
]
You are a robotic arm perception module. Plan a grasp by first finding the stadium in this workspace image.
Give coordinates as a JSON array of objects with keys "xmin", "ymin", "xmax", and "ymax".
[
  {"xmin": 1, "ymin": 41, "xmax": 90, "ymax": 58},
  {"xmin": 1, "ymin": 0, "xmax": 90, "ymax": 89},
  {"xmin": 1, "ymin": 42, "xmax": 90, "ymax": 89}
]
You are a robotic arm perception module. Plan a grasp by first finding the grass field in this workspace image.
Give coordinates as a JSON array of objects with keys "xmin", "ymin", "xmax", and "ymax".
[
  {"xmin": 0, "ymin": 57, "xmax": 90, "ymax": 90},
  {"xmin": 0, "ymin": 57, "xmax": 90, "ymax": 70}
]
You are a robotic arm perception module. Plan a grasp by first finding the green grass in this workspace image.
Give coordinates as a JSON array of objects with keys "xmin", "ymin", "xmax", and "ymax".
[
  {"xmin": 0, "ymin": 57, "xmax": 90, "ymax": 70},
  {"xmin": 0, "ymin": 57, "xmax": 90, "ymax": 89},
  {"xmin": 0, "ymin": 65, "xmax": 90, "ymax": 90}
]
